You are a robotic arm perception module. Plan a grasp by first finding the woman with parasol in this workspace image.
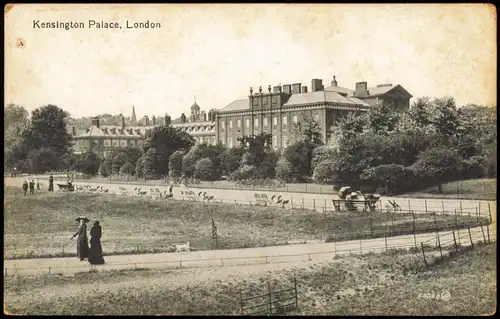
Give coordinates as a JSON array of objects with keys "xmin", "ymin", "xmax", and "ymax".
[
  {"xmin": 88, "ymin": 219, "xmax": 105, "ymax": 265},
  {"xmin": 71, "ymin": 216, "xmax": 90, "ymax": 261}
]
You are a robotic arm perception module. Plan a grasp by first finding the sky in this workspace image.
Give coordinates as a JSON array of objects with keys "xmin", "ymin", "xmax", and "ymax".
[{"xmin": 5, "ymin": 3, "xmax": 497, "ymax": 119}]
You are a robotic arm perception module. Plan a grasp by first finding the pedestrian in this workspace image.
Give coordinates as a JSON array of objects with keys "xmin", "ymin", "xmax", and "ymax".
[
  {"xmin": 29, "ymin": 180, "xmax": 35, "ymax": 194},
  {"xmin": 48, "ymin": 175, "xmax": 54, "ymax": 192},
  {"xmin": 88, "ymin": 220, "xmax": 105, "ymax": 265},
  {"xmin": 22, "ymin": 181, "xmax": 28, "ymax": 196},
  {"xmin": 36, "ymin": 180, "xmax": 40, "ymax": 191},
  {"xmin": 71, "ymin": 216, "xmax": 90, "ymax": 261}
]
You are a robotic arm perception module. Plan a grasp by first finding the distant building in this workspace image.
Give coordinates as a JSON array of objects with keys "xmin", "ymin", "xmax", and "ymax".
[
  {"xmin": 69, "ymin": 75, "xmax": 412, "ymax": 158},
  {"xmin": 215, "ymin": 76, "xmax": 412, "ymax": 149}
]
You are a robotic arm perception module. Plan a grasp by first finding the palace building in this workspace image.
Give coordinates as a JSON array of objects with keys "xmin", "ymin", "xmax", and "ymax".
[{"xmin": 70, "ymin": 75, "xmax": 412, "ymax": 158}]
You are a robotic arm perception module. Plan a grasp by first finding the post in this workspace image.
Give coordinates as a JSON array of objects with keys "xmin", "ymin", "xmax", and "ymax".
[
  {"xmin": 468, "ymin": 227, "xmax": 473, "ymax": 249},
  {"xmin": 265, "ymin": 256, "xmax": 268, "ymax": 264},
  {"xmin": 460, "ymin": 201, "xmax": 463, "ymax": 216},
  {"xmin": 324, "ymin": 198, "xmax": 327, "ymax": 212},
  {"xmin": 179, "ymin": 261, "xmax": 182, "ymax": 268},
  {"xmin": 268, "ymin": 282, "xmax": 273, "ymax": 315},
  {"xmin": 488, "ymin": 202, "xmax": 493, "ymax": 224},
  {"xmin": 384, "ymin": 232, "xmax": 388, "ymax": 252},
  {"xmin": 425, "ymin": 200, "xmax": 428, "ymax": 214},
  {"xmin": 486, "ymin": 224, "xmax": 491, "ymax": 243},
  {"xmin": 421, "ymin": 242, "xmax": 428, "ymax": 266},
  {"xmin": 452, "ymin": 231, "xmax": 458, "ymax": 252},
  {"xmin": 480, "ymin": 221, "xmax": 487, "ymax": 243},
  {"xmin": 476, "ymin": 207, "xmax": 479, "ymax": 223},
  {"xmin": 308, "ymin": 253, "xmax": 311, "ymax": 261},
  {"xmin": 240, "ymin": 289, "xmax": 244, "ymax": 315},
  {"xmin": 441, "ymin": 201, "xmax": 445, "ymax": 214},
  {"xmin": 359, "ymin": 239, "xmax": 362, "ymax": 254},
  {"xmin": 408, "ymin": 199, "xmax": 411, "ymax": 213},
  {"xmin": 437, "ymin": 233, "xmax": 443, "ymax": 258},
  {"xmin": 369, "ymin": 217, "xmax": 373, "ymax": 235},
  {"xmin": 291, "ymin": 198, "xmax": 294, "ymax": 209},
  {"xmin": 412, "ymin": 211, "xmax": 417, "ymax": 248},
  {"xmin": 221, "ymin": 258, "xmax": 224, "ymax": 267},
  {"xmin": 454, "ymin": 209, "xmax": 458, "ymax": 228},
  {"xmin": 294, "ymin": 276, "xmax": 298, "ymax": 311},
  {"xmin": 301, "ymin": 198, "xmax": 304, "ymax": 209},
  {"xmin": 48, "ymin": 267, "xmax": 51, "ymax": 274},
  {"xmin": 478, "ymin": 202, "xmax": 481, "ymax": 219},
  {"xmin": 313, "ymin": 199, "xmax": 316, "ymax": 211}
]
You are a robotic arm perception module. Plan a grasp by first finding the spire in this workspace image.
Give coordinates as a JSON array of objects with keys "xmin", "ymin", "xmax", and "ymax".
[{"xmin": 131, "ymin": 105, "xmax": 137, "ymax": 125}]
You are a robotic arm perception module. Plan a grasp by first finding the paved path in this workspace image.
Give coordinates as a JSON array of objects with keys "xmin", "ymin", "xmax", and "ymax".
[
  {"xmin": 4, "ymin": 225, "xmax": 496, "ymax": 276},
  {"xmin": 4, "ymin": 177, "xmax": 494, "ymax": 216}
]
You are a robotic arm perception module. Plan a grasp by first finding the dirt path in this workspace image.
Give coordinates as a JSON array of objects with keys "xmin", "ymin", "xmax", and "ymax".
[{"xmin": 4, "ymin": 226, "xmax": 494, "ymax": 276}]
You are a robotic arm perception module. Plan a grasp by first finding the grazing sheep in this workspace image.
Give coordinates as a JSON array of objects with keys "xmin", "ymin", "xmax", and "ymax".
[{"xmin": 175, "ymin": 242, "xmax": 190, "ymax": 252}]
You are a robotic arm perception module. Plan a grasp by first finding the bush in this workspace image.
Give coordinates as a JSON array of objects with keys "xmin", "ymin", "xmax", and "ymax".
[
  {"xmin": 312, "ymin": 160, "xmax": 337, "ymax": 184},
  {"xmin": 182, "ymin": 145, "xmax": 204, "ymax": 178},
  {"xmin": 135, "ymin": 157, "xmax": 145, "ymax": 178},
  {"xmin": 311, "ymin": 146, "xmax": 336, "ymax": 171},
  {"xmin": 461, "ymin": 156, "xmax": 485, "ymax": 179},
  {"xmin": 275, "ymin": 158, "xmax": 294, "ymax": 182},
  {"xmin": 99, "ymin": 160, "xmax": 113, "ymax": 177},
  {"xmin": 72, "ymin": 152, "xmax": 101, "ymax": 176},
  {"xmin": 230, "ymin": 164, "xmax": 256, "ymax": 180},
  {"xmin": 168, "ymin": 150, "xmax": 184, "ymax": 178},
  {"xmin": 119, "ymin": 162, "xmax": 135, "ymax": 176},
  {"xmin": 194, "ymin": 158, "xmax": 215, "ymax": 181}
]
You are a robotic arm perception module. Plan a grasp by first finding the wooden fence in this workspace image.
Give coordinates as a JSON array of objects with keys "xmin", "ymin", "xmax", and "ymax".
[{"xmin": 239, "ymin": 277, "xmax": 298, "ymax": 316}]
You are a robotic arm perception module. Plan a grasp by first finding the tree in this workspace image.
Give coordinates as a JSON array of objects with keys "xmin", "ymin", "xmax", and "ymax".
[
  {"xmin": 312, "ymin": 160, "xmax": 337, "ymax": 184},
  {"xmin": 140, "ymin": 125, "xmax": 195, "ymax": 177},
  {"xmin": 109, "ymin": 147, "xmax": 142, "ymax": 173},
  {"xmin": 182, "ymin": 144, "xmax": 205, "ymax": 178},
  {"xmin": 282, "ymin": 140, "xmax": 317, "ymax": 180},
  {"xmin": 142, "ymin": 148, "xmax": 159, "ymax": 179},
  {"xmin": 194, "ymin": 158, "xmax": 215, "ymax": 181},
  {"xmin": 4, "ymin": 104, "xmax": 29, "ymax": 131},
  {"xmin": 119, "ymin": 162, "xmax": 136, "ymax": 176},
  {"xmin": 412, "ymin": 147, "xmax": 462, "ymax": 193},
  {"xmin": 275, "ymin": 158, "xmax": 294, "ymax": 182},
  {"xmin": 311, "ymin": 146, "xmax": 336, "ymax": 171},
  {"xmin": 289, "ymin": 114, "xmax": 323, "ymax": 145},
  {"xmin": 25, "ymin": 148, "xmax": 63, "ymax": 173},
  {"xmin": 256, "ymin": 150, "xmax": 279, "ymax": 178},
  {"xmin": 99, "ymin": 159, "xmax": 113, "ymax": 177},
  {"xmin": 238, "ymin": 133, "xmax": 273, "ymax": 169},
  {"xmin": 168, "ymin": 150, "xmax": 185, "ymax": 178},
  {"xmin": 361, "ymin": 164, "xmax": 411, "ymax": 195},
  {"xmin": 72, "ymin": 152, "xmax": 101, "ymax": 176},
  {"xmin": 428, "ymin": 97, "xmax": 459, "ymax": 141},
  {"xmin": 366, "ymin": 102, "xmax": 401, "ymax": 135},
  {"xmin": 135, "ymin": 157, "xmax": 145, "ymax": 178},
  {"xmin": 219, "ymin": 146, "xmax": 246, "ymax": 176}
]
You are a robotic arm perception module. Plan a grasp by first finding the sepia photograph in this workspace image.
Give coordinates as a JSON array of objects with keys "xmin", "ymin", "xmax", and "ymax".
[{"xmin": 3, "ymin": 3, "xmax": 497, "ymax": 316}]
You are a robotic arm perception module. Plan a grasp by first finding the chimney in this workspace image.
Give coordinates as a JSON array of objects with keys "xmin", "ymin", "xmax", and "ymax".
[
  {"xmin": 282, "ymin": 84, "xmax": 292, "ymax": 94},
  {"xmin": 91, "ymin": 117, "xmax": 100, "ymax": 128},
  {"xmin": 311, "ymin": 79, "xmax": 324, "ymax": 92},
  {"xmin": 292, "ymin": 83, "xmax": 302, "ymax": 94},
  {"xmin": 143, "ymin": 115, "xmax": 150, "ymax": 126},
  {"xmin": 301, "ymin": 86, "xmax": 308, "ymax": 93},
  {"xmin": 72, "ymin": 126, "xmax": 76, "ymax": 136},
  {"xmin": 355, "ymin": 82, "xmax": 368, "ymax": 97},
  {"xmin": 180, "ymin": 113, "xmax": 186, "ymax": 123},
  {"xmin": 202, "ymin": 111, "xmax": 207, "ymax": 122},
  {"xmin": 331, "ymin": 75, "xmax": 338, "ymax": 86},
  {"xmin": 152, "ymin": 115, "xmax": 157, "ymax": 126},
  {"xmin": 272, "ymin": 86, "xmax": 280, "ymax": 93},
  {"xmin": 121, "ymin": 116, "xmax": 126, "ymax": 129},
  {"xmin": 164, "ymin": 113, "xmax": 171, "ymax": 126}
]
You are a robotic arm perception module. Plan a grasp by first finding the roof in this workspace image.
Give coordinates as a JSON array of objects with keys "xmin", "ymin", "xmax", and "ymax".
[
  {"xmin": 366, "ymin": 84, "xmax": 395, "ymax": 97},
  {"xmin": 220, "ymin": 99, "xmax": 249, "ymax": 112},
  {"xmin": 284, "ymin": 91, "xmax": 359, "ymax": 106},
  {"xmin": 324, "ymin": 85, "xmax": 354, "ymax": 96},
  {"xmin": 77, "ymin": 125, "xmax": 146, "ymax": 138}
]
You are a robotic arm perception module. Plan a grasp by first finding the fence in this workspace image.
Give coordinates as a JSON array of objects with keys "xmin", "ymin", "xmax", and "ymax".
[
  {"xmin": 21, "ymin": 174, "xmax": 496, "ymax": 200},
  {"xmin": 240, "ymin": 277, "xmax": 298, "ymax": 316},
  {"xmin": 4, "ymin": 223, "xmax": 496, "ymax": 276}
]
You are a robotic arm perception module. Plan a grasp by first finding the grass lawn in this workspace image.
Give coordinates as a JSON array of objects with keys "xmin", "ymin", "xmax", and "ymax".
[
  {"xmin": 405, "ymin": 178, "xmax": 496, "ymax": 200},
  {"xmin": 4, "ymin": 187, "xmax": 487, "ymax": 259},
  {"xmin": 4, "ymin": 243, "xmax": 496, "ymax": 315}
]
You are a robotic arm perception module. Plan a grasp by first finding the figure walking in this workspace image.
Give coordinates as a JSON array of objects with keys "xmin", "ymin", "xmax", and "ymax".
[
  {"xmin": 36, "ymin": 180, "xmax": 40, "ymax": 191},
  {"xmin": 72, "ymin": 216, "xmax": 90, "ymax": 261},
  {"xmin": 88, "ymin": 220, "xmax": 105, "ymax": 265},
  {"xmin": 22, "ymin": 181, "xmax": 28, "ymax": 196},
  {"xmin": 29, "ymin": 180, "xmax": 35, "ymax": 194},
  {"xmin": 48, "ymin": 175, "xmax": 54, "ymax": 192}
]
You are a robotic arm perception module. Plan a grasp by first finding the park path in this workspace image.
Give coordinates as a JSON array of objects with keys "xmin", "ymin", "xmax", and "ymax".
[
  {"xmin": 4, "ymin": 177, "xmax": 495, "ymax": 217},
  {"xmin": 4, "ymin": 225, "xmax": 496, "ymax": 276}
]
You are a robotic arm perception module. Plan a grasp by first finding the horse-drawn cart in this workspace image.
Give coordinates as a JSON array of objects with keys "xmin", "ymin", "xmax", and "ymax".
[{"xmin": 57, "ymin": 183, "xmax": 75, "ymax": 192}]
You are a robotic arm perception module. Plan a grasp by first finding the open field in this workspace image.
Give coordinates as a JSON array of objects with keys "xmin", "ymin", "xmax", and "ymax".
[
  {"xmin": 4, "ymin": 243, "xmax": 496, "ymax": 315},
  {"xmin": 34, "ymin": 175, "xmax": 496, "ymax": 200},
  {"xmin": 4, "ymin": 187, "xmax": 488, "ymax": 259}
]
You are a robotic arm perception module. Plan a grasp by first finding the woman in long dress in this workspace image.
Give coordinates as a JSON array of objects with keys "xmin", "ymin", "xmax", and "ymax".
[
  {"xmin": 72, "ymin": 216, "xmax": 90, "ymax": 261},
  {"xmin": 48, "ymin": 175, "xmax": 54, "ymax": 192},
  {"xmin": 89, "ymin": 220, "xmax": 105, "ymax": 265}
]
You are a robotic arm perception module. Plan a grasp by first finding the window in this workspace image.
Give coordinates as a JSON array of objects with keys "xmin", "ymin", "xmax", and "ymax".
[
  {"xmin": 219, "ymin": 138, "xmax": 225, "ymax": 145},
  {"xmin": 212, "ymin": 137, "xmax": 216, "ymax": 145},
  {"xmin": 292, "ymin": 115, "xmax": 298, "ymax": 123},
  {"xmin": 104, "ymin": 139, "xmax": 111, "ymax": 146},
  {"xmin": 237, "ymin": 119, "xmax": 241, "ymax": 128},
  {"xmin": 282, "ymin": 116, "xmax": 288, "ymax": 125},
  {"xmin": 228, "ymin": 137, "xmax": 232, "ymax": 148},
  {"xmin": 273, "ymin": 117, "xmax": 278, "ymax": 126},
  {"xmin": 263, "ymin": 118, "xmax": 268, "ymax": 127},
  {"xmin": 314, "ymin": 114, "xmax": 320, "ymax": 122},
  {"xmin": 254, "ymin": 118, "xmax": 259, "ymax": 127},
  {"xmin": 282, "ymin": 136, "xmax": 288, "ymax": 148},
  {"xmin": 229, "ymin": 120, "xmax": 233, "ymax": 129},
  {"xmin": 272, "ymin": 135, "xmax": 277, "ymax": 148},
  {"xmin": 245, "ymin": 119, "xmax": 250, "ymax": 128},
  {"xmin": 221, "ymin": 121, "xmax": 225, "ymax": 129}
]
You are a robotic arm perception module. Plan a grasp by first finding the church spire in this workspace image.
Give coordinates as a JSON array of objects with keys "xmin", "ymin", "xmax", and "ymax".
[{"xmin": 131, "ymin": 105, "xmax": 137, "ymax": 125}]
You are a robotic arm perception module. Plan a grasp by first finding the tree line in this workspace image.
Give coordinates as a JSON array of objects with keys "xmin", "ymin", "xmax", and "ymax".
[{"xmin": 4, "ymin": 97, "xmax": 496, "ymax": 195}]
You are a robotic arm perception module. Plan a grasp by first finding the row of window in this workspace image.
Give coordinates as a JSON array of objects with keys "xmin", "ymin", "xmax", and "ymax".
[
  {"xmin": 220, "ymin": 136, "xmax": 288, "ymax": 149},
  {"xmin": 195, "ymin": 136, "xmax": 216, "ymax": 145},
  {"xmin": 75, "ymin": 139, "xmax": 139, "ymax": 149},
  {"xmin": 221, "ymin": 114, "xmax": 321, "ymax": 130}
]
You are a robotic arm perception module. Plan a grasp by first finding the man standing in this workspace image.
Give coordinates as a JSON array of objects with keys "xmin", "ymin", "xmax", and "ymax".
[
  {"xmin": 48, "ymin": 175, "xmax": 54, "ymax": 192},
  {"xmin": 22, "ymin": 181, "xmax": 28, "ymax": 196},
  {"xmin": 29, "ymin": 180, "xmax": 35, "ymax": 194}
]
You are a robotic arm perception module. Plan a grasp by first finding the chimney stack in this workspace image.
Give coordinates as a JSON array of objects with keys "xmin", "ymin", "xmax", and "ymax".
[
  {"xmin": 121, "ymin": 116, "xmax": 126, "ymax": 129},
  {"xmin": 143, "ymin": 115, "xmax": 149, "ymax": 126},
  {"xmin": 164, "ymin": 113, "xmax": 171, "ymax": 126},
  {"xmin": 72, "ymin": 126, "xmax": 76, "ymax": 136},
  {"xmin": 311, "ymin": 79, "xmax": 324, "ymax": 92},
  {"xmin": 152, "ymin": 115, "xmax": 157, "ymax": 126},
  {"xmin": 181, "ymin": 113, "xmax": 186, "ymax": 123},
  {"xmin": 355, "ymin": 82, "xmax": 368, "ymax": 97},
  {"xmin": 282, "ymin": 84, "xmax": 292, "ymax": 94},
  {"xmin": 202, "ymin": 111, "xmax": 207, "ymax": 122},
  {"xmin": 91, "ymin": 117, "xmax": 100, "ymax": 128},
  {"xmin": 331, "ymin": 75, "xmax": 338, "ymax": 86},
  {"xmin": 301, "ymin": 86, "xmax": 308, "ymax": 93},
  {"xmin": 292, "ymin": 83, "xmax": 302, "ymax": 94}
]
